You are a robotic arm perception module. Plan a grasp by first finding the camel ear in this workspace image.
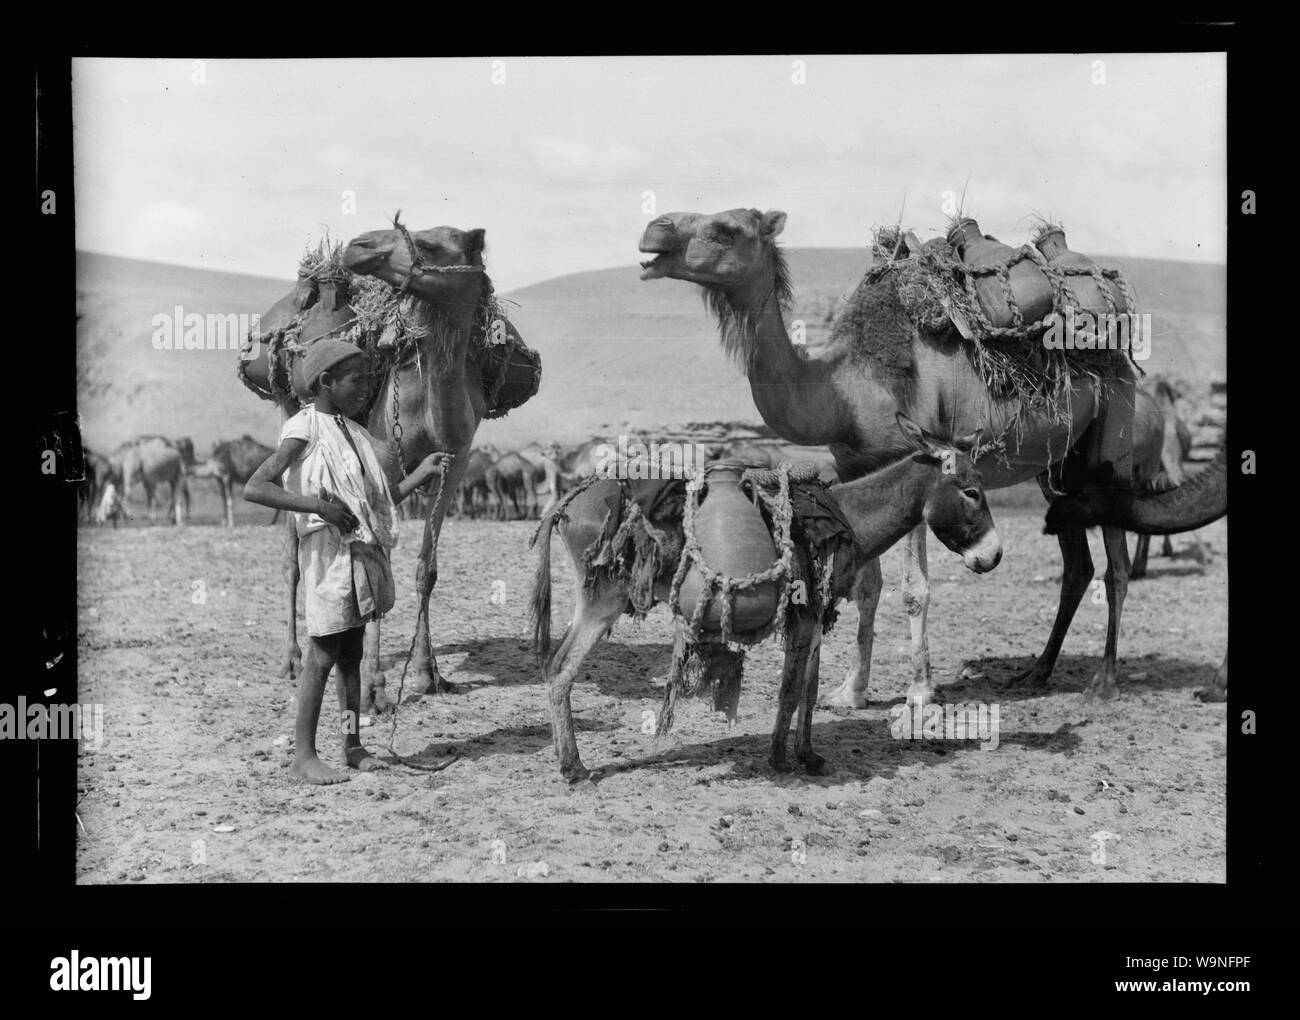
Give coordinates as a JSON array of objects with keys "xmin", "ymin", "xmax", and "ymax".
[
  {"xmin": 760, "ymin": 210, "xmax": 787, "ymax": 239},
  {"xmin": 465, "ymin": 229, "xmax": 485, "ymax": 256},
  {"xmin": 954, "ymin": 429, "xmax": 982, "ymax": 455}
]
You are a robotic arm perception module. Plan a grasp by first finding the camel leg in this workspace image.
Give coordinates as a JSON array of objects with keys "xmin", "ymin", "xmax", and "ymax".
[
  {"xmin": 1083, "ymin": 525, "xmax": 1130, "ymax": 703},
  {"xmin": 544, "ymin": 581, "xmax": 626, "ymax": 782},
  {"xmin": 1130, "ymin": 533, "xmax": 1150, "ymax": 580},
  {"xmin": 172, "ymin": 478, "xmax": 188, "ymax": 527},
  {"xmin": 821, "ymin": 558, "xmax": 883, "ymax": 708},
  {"xmin": 793, "ymin": 624, "xmax": 826, "ymax": 774},
  {"xmin": 278, "ymin": 515, "xmax": 302, "ymax": 679},
  {"xmin": 1010, "ymin": 524, "xmax": 1094, "ymax": 688},
  {"xmin": 1160, "ymin": 535, "xmax": 1174, "ymax": 558},
  {"xmin": 900, "ymin": 524, "xmax": 933, "ymax": 705},
  {"xmin": 404, "ymin": 457, "xmax": 469, "ymax": 696},
  {"xmin": 223, "ymin": 477, "xmax": 235, "ymax": 529}
]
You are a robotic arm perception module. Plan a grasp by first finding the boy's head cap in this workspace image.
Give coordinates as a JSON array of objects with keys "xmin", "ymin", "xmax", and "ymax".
[{"xmin": 304, "ymin": 340, "xmax": 365, "ymax": 394}]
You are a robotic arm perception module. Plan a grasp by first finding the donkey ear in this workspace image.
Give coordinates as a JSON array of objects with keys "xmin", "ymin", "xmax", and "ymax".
[
  {"xmin": 760, "ymin": 210, "xmax": 787, "ymax": 238},
  {"xmin": 464, "ymin": 228, "xmax": 486, "ymax": 256},
  {"xmin": 896, "ymin": 412, "xmax": 944, "ymax": 458}
]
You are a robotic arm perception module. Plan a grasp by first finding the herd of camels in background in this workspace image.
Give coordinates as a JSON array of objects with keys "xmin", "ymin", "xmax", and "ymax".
[{"xmin": 77, "ymin": 209, "xmax": 1228, "ymax": 765}]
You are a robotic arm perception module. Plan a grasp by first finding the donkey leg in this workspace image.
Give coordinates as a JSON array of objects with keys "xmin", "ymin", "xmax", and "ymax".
[
  {"xmin": 1084, "ymin": 525, "xmax": 1130, "ymax": 703},
  {"xmin": 901, "ymin": 524, "xmax": 933, "ymax": 705},
  {"xmin": 771, "ymin": 626, "xmax": 812, "ymax": 772},
  {"xmin": 794, "ymin": 624, "xmax": 826, "ymax": 774},
  {"xmin": 278, "ymin": 518, "xmax": 302, "ymax": 678},
  {"xmin": 545, "ymin": 583, "xmax": 625, "ymax": 782},
  {"xmin": 822, "ymin": 557, "xmax": 883, "ymax": 708},
  {"xmin": 1011, "ymin": 526, "xmax": 1094, "ymax": 687}
]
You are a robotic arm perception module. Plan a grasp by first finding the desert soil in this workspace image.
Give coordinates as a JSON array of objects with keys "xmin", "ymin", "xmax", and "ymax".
[{"xmin": 75, "ymin": 507, "xmax": 1227, "ymax": 883}]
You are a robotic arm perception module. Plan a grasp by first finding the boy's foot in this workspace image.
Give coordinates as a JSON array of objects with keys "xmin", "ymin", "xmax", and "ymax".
[
  {"xmin": 289, "ymin": 754, "xmax": 350, "ymax": 785},
  {"xmin": 346, "ymin": 746, "xmax": 390, "ymax": 772}
]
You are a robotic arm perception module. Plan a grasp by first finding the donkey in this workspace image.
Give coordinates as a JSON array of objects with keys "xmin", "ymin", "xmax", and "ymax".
[{"xmin": 529, "ymin": 413, "xmax": 1002, "ymax": 782}]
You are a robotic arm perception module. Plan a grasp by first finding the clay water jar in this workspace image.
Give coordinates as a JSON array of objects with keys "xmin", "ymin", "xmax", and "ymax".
[
  {"xmin": 947, "ymin": 217, "xmax": 1055, "ymax": 329},
  {"xmin": 676, "ymin": 462, "xmax": 779, "ymax": 635},
  {"xmin": 1034, "ymin": 226, "xmax": 1128, "ymax": 316}
]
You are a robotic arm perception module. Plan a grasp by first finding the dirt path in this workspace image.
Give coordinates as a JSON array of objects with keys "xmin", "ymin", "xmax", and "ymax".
[{"xmin": 75, "ymin": 511, "xmax": 1227, "ymax": 883}]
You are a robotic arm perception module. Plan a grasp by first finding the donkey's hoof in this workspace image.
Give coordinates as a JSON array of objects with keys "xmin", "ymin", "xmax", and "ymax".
[
  {"xmin": 798, "ymin": 750, "xmax": 827, "ymax": 775},
  {"xmin": 560, "ymin": 762, "xmax": 591, "ymax": 785},
  {"xmin": 1195, "ymin": 685, "xmax": 1227, "ymax": 704}
]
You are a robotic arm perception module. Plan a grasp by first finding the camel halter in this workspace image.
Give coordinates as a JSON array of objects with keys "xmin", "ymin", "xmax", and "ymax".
[{"xmin": 391, "ymin": 213, "xmax": 484, "ymax": 295}]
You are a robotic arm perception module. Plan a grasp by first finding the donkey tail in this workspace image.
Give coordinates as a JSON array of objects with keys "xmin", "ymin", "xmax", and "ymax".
[{"xmin": 528, "ymin": 510, "xmax": 558, "ymax": 662}]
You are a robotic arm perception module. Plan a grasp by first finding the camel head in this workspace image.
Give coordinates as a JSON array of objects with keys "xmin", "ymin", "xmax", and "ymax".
[
  {"xmin": 639, "ymin": 208, "xmax": 787, "ymax": 291},
  {"xmin": 342, "ymin": 220, "xmax": 486, "ymax": 306},
  {"xmin": 895, "ymin": 413, "xmax": 1002, "ymax": 574}
]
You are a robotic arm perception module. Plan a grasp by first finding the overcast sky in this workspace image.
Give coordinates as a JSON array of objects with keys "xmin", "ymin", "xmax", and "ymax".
[{"xmin": 72, "ymin": 54, "xmax": 1226, "ymax": 292}]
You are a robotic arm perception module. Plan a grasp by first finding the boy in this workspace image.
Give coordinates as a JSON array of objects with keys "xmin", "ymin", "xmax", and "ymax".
[{"xmin": 245, "ymin": 339, "xmax": 451, "ymax": 785}]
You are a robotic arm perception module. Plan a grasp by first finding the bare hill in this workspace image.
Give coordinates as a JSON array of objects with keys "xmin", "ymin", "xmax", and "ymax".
[{"xmin": 76, "ymin": 248, "xmax": 1225, "ymax": 458}]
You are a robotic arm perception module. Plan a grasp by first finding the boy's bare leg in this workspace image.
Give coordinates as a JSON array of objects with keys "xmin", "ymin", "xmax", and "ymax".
[
  {"xmin": 338, "ymin": 627, "xmax": 388, "ymax": 772},
  {"xmin": 289, "ymin": 633, "xmax": 349, "ymax": 785}
]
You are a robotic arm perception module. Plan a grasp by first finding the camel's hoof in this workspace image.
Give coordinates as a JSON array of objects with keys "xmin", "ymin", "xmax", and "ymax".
[
  {"xmin": 769, "ymin": 751, "xmax": 794, "ymax": 773},
  {"xmin": 1084, "ymin": 674, "xmax": 1119, "ymax": 704},
  {"xmin": 904, "ymin": 687, "xmax": 937, "ymax": 709},
  {"xmin": 278, "ymin": 647, "xmax": 303, "ymax": 680},
  {"xmin": 821, "ymin": 678, "xmax": 868, "ymax": 710},
  {"xmin": 1007, "ymin": 665, "xmax": 1050, "ymax": 690},
  {"xmin": 1195, "ymin": 686, "xmax": 1227, "ymax": 704},
  {"xmin": 403, "ymin": 662, "xmax": 452, "ymax": 697}
]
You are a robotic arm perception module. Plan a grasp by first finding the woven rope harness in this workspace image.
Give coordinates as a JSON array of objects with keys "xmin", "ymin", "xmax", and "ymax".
[{"xmin": 668, "ymin": 460, "xmax": 828, "ymax": 649}]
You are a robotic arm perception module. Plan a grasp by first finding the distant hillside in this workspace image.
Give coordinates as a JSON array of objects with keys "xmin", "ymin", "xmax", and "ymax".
[{"xmin": 76, "ymin": 248, "xmax": 1225, "ymax": 457}]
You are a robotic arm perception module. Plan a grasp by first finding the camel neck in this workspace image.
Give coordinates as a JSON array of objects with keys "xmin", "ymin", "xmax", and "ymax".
[
  {"xmin": 724, "ymin": 281, "xmax": 846, "ymax": 446},
  {"xmin": 829, "ymin": 455, "xmax": 933, "ymax": 560}
]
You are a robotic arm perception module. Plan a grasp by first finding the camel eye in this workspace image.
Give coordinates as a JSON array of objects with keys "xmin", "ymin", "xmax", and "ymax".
[{"xmin": 962, "ymin": 488, "xmax": 981, "ymax": 501}]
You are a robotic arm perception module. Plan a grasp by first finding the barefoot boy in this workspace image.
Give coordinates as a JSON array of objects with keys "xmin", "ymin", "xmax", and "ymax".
[{"xmin": 245, "ymin": 339, "xmax": 451, "ymax": 785}]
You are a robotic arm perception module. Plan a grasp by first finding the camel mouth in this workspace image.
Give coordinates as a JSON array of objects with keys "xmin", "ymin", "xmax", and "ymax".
[{"xmin": 639, "ymin": 252, "xmax": 675, "ymax": 280}]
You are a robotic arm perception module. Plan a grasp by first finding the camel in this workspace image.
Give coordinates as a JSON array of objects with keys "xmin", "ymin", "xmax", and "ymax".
[
  {"xmin": 189, "ymin": 435, "xmax": 275, "ymax": 528},
  {"xmin": 519, "ymin": 441, "xmax": 564, "ymax": 517},
  {"xmin": 485, "ymin": 450, "xmax": 537, "ymax": 520},
  {"xmin": 455, "ymin": 445, "xmax": 498, "ymax": 518},
  {"xmin": 110, "ymin": 436, "xmax": 195, "ymax": 525},
  {"xmin": 78, "ymin": 448, "xmax": 116, "ymax": 524},
  {"xmin": 1131, "ymin": 379, "xmax": 1209, "ymax": 577},
  {"xmin": 254, "ymin": 221, "xmax": 512, "ymax": 709},
  {"xmin": 1045, "ymin": 445, "xmax": 1227, "ymax": 700},
  {"xmin": 94, "ymin": 480, "xmax": 129, "ymax": 527},
  {"xmin": 530, "ymin": 414, "xmax": 1002, "ymax": 782},
  {"xmin": 639, "ymin": 207, "xmax": 1145, "ymax": 704}
]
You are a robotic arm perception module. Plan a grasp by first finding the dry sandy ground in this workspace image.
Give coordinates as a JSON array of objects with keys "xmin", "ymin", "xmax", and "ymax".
[{"xmin": 75, "ymin": 509, "xmax": 1227, "ymax": 883}]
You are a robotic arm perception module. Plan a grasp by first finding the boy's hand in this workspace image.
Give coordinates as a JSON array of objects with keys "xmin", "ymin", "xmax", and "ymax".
[
  {"xmin": 317, "ymin": 489, "xmax": 359, "ymax": 533},
  {"xmin": 416, "ymin": 451, "xmax": 454, "ymax": 481}
]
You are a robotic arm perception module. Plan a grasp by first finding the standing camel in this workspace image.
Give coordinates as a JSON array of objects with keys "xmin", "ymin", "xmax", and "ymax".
[
  {"xmin": 190, "ymin": 435, "xmax": 275, "ymax": 528},
  {"xmin": 1130, "ymin": 378, "xmax": 1209, "ymax": 577},
  {"xmin": 639, "ymin": 207, "xmax": 1145, "ymax": 703},
  {"xmin": 111, "ymin": 436, "xmax": 195, "ymax": 526},
  {"xmin": 247, "ymin": 222, "xmax": 517, "ymax": 710},
  {"xmin": 1046, "ymin": 446, "xmax": 1227, "ymax": 700}
]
